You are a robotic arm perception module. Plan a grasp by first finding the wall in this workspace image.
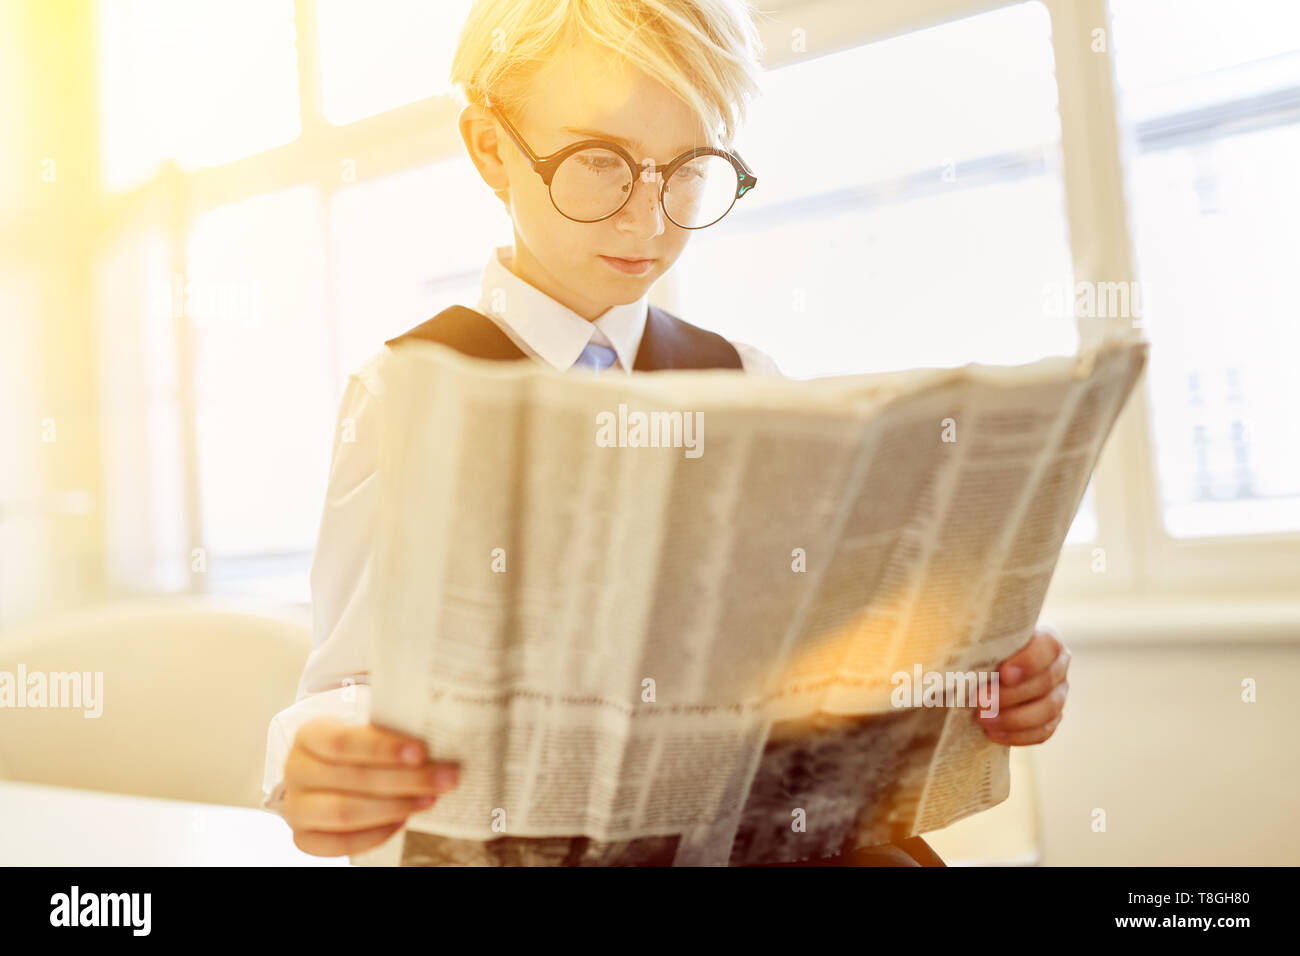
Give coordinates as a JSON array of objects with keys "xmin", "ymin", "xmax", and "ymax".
[{"xmin": 1032, "ymin": 637, "xmax": 1300, "ymax": 865}]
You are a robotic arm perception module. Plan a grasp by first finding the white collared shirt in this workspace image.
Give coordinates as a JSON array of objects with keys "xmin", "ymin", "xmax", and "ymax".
[
  {"xmin": 474, "ymin": 244, "xmax": 778, "ymax": 374},
  {"xmin": 261, "ymin": 244, "xmax": 781, "ymax": 813}
]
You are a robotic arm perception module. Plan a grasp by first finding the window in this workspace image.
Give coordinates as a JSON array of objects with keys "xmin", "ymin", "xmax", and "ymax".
[
  {"xmin": 675, "ymin": 3, "xmax": 1077, "ymax": 379},
  {"xmin": 1110, "ymin": 0, "xmax": 1300, "ymax": 538},
  {"xmin": 0, "ymin": 272, "xmax": 45, "ymax": 624},
  {"xmin": 186, "ymin": 185, "xmax": 331, "ymax": 598},
  {"xmin": 93, "ymin": 1, "xmax": 495, "ymax": 602},
  {"xmin": 328, "ymin": 159, "xmax": 511, "ymax": 378},
  {"xmin": 316, "ymin": 0, "xmax": 473, "ymax": 125},
  {"xmin": 95, "ymin": 229, "xmax": 187, "ymax": 593},
  {"xmin": 97, "ymin": 0, "xmax": 301, "ymax": 192},
  {"xmin": 84, "ymin": 0, "xmax": 1297, "ymax": 606},
  {"xmin": 673, "ymin": 2, "xmax": 1097, "ymax": 542}
]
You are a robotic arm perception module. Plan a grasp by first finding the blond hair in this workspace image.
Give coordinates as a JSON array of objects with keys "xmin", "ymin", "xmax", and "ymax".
[{"xmin": 448, "ymin": 0, "xmax": 766, "ymax": 148}]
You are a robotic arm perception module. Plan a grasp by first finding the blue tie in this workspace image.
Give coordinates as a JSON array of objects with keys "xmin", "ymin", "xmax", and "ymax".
[{"xmin": 571, "ymin": 341, "xmax": 618, "ymax": 372}]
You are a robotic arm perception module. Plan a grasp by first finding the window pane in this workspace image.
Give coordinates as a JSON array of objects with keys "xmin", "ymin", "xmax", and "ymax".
[
  {"xmin": 1111, "ymin": 0, "xmax": 1300, "ymax": 537},
  {"xmin": 186, "ymin": 185, "xmax": 331, "ymax": 575},
  {"xmin": 316, "ymin": 0, "xmax": 473, "ymax": 125},
  {"xmin": 98, "ymin": 0, "xmax": 301, "ymax": 192},
  {"xmin": 0, "ymin": 271, "xmax": 43, "ymax": 627},
  {"xmin": 675, "ymin": 2, "xmax": 1076, "ymax": 379},
  {"xmin": 95, "ymin": 229, "xmax": 189, "ymax": 593},
  {"xmin": 1064, "ymin": 481, "xmax": 1097, "ymax": 545},
  {"xmin": 328, "ymin": 158, "xmax": 512, "ymax": 381},
  {"xmin": 1112, "ymin": 0, "xmax": 1300, "ymax": 118}
]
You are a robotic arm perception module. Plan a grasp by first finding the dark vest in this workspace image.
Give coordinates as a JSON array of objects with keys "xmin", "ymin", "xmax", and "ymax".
[{"xmin": 384, "ymin": 304, "xmax": 742, "ymax": 371}]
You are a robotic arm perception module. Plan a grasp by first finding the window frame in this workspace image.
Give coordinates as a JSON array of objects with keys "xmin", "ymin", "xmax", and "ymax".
[
  {"xmin": 753, "ymin": 0, "xmax": 1300, "ymax": 601},
  {"xmin": 90, "ymin": 0, "xmax": 1300, "ymax": 603}
]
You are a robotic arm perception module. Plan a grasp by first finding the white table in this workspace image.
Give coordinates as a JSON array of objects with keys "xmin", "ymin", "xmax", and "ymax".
[{"xmin": 0, "ymin": 780, "xmax": 350, "ymax": 866}]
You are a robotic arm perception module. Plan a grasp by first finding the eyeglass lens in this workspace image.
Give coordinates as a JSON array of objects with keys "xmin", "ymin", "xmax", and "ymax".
[{"xmin": 550, "ymin": 149, "xmax": 740, "ymax": 228}]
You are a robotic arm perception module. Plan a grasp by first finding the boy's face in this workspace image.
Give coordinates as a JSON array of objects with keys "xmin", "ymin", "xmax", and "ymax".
[{"xmin": 462, "ymin": 41, "xmax": 716, "ymax": 321}]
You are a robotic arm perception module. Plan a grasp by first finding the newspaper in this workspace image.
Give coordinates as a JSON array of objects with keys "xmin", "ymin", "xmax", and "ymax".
[{"xmin": 353, "ymin": 338, "xmax": 1147, "ymax": 866}]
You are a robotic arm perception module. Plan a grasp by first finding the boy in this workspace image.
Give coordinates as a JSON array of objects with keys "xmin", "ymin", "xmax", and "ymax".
[{"xmin": 263, "ymin": 0, "xmax": 1071, "ymax": 863}]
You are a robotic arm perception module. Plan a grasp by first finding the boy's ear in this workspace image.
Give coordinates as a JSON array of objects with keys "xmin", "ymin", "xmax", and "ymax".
[{"xmin": 459, "ymin": 103, "xmax": 511, "ymax": 200}]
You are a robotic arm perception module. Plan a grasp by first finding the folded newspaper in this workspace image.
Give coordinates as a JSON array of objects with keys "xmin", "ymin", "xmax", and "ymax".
[{"xmin": 352, "ymin": 337, "xmax": 1147, "ymax": 866}]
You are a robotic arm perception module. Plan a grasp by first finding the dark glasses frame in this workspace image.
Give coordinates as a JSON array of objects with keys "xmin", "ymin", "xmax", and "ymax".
[{"xmin": 485, "ymin": 102, "xmax": 758, "ymax": 229}]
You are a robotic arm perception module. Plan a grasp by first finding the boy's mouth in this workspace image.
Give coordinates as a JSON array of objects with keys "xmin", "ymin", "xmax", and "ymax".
[{"xmin": 599, "ymin": 255, "xmax": 656, "ymax": 277}]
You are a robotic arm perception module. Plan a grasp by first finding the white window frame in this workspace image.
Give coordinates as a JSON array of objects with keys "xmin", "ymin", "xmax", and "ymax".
[
  {"xmin": 92, "ymin": 0, "xmax": 1300, "ymax": 606},
  {"xmin": 751, "ymin": 0, "xmax": 1300, "ymax": 605}
]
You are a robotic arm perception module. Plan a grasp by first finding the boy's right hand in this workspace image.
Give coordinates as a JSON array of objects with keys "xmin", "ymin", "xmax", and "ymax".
[{"xmin": 282, "ymin": 716, "xmax": 460, "ymax": 857}]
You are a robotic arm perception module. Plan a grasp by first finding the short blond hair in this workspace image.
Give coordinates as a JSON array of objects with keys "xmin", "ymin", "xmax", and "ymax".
[{"xmin": 449, "ymin": 0, "xmax": 766, "ymax": 148}]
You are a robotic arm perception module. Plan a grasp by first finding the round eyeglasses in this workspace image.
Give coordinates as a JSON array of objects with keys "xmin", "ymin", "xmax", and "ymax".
[{"xmin": 486, "ymin": 103, "xmax": 758, "ymax": 230}]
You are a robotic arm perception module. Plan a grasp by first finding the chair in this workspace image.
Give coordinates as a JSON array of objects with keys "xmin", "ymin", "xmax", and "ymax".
[
  {"xmin": 0, "ymin": 596, "xmax": 1044, "ymax": 859},
  {"xmin": 0, "ymin": 598, "xmax": 311, "ymax": 809}
]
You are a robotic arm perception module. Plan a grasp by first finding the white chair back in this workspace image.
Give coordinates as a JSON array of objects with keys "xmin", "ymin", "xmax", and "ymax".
[{"xmin": 0, "ymin": 599, "xmax": 310, "ymax": 809}]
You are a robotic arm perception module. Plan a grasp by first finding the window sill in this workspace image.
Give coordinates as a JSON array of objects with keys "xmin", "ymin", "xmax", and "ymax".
[{"xmin": 1040, "ymin": 594, "xmax": 1300, "ymax": 647}]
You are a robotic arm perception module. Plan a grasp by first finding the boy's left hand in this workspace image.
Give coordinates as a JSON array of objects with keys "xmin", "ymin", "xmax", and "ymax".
[{"xmin": 976, "ymin": 623, "xmax": 1070, "ymax": 745}]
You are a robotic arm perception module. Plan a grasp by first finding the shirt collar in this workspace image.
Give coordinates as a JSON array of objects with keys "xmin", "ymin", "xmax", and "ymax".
[{"xmin": 474, "ymin": 244, "xmax": 647, "ymax": 372}]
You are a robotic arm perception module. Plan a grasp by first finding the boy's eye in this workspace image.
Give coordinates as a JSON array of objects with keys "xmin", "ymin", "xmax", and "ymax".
[{"xmin": 575, "ymin": 152, "xmax": 621, "ymax": 171}]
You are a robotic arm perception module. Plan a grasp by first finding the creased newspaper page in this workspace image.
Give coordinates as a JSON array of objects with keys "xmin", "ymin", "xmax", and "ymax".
[{"xmin": 352, "ymin": 339, "xmax": 1147, "ymax": 867}]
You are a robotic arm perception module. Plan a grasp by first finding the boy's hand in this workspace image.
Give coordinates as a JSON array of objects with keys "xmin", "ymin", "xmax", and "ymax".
[
  {"xmin": 282, "ymin": 716, "xmax": 459, "ymax": 857},
  {"xmin": 976, "ymin": 624, "xmax": 1070, "ymax": 746}
]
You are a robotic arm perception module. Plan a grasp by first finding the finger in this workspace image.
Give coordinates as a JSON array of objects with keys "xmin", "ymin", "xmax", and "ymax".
[
  {"xmin": 983, "ymin": 646, "xmax": 1070, "ymax": 709},
  {"xmin": 297, "ymin": 717, "xmax": 430, "ymax": 767},
  {"xmin": 293, "ymin": 821, "xmax": 405, "ymax": 858},
  {"xmin": 285, "ymin": 746, "xmax": 459, "ymax": 797},
  {"xmin": 982, "ymin": 681, "xmax": 1067, "ymax": 733},
  {"xmin": 984, "ymin": 713, "xmax": 1063, "ymax": 747},
  {"xmin": 997, "ymin": 628, "xmax": 1063, "ymax": 687},
  {"xmin": 282, "ymin": 790, "xmax": 439, "ymax": 833}
]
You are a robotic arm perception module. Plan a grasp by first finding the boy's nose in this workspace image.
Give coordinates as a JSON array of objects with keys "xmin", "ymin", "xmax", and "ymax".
[{"xmin": 614, "ymin": 171, "xmax": 665, "ymax": 240}]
